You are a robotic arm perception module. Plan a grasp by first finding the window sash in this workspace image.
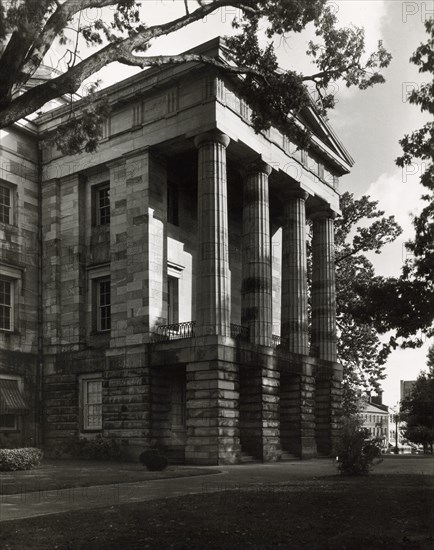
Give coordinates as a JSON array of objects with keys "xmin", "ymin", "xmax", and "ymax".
[
  {"xmin": 167, "ymin": 276, "xmax": 179, "ymax": 325},
  {"xmin": 0, "ymin": 413, "xmax": 17, "ymax": 431},
  {"xmin": 83, "ymin": 379, "xmax": 102, "ymax": 430},
  {"xmin": 98, "ymin": 279, "xmax": 111, "ymax": 331},
  {"xmin": 97, "ymin": 187, "xmax": 110, "ymax": 225},
  {"xmin": 0, "ymin": 185, "xmax": 11, "ymax": 224},
  {"xmin": 0, "ymin": 279, "xmax": 12, "ymax": 331}
]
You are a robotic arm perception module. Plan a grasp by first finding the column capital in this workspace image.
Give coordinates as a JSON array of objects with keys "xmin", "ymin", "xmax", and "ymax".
[
  {"xmin": 308, "ymin": 205, "xmax": 337, "ymax": 221},
  {"xmin": 194, "ymin": 130, "xmax": 230, "ymax": 149},
  {"xmin": 283, "ymin": 187, "xmax": 309, "ymax": 201},
  {"xmin": 243, "ymin": 159, "xmax": 272, "ymax": 178}
]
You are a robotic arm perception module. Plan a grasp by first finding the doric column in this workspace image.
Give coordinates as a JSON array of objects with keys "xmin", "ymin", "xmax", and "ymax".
[
  {"xmin": 310, "ymin": 207, "xmax": 337, "ymax": 362},
  {"xmin": 194, "ymin": 130, "xmax": 231, "ymax": 337},
  {"xmin": 281, "ymin": 188, "xmax": 309, "ymax": 355},
  {"xmin": 241, "ymin": 160, "xmax": 272, "ymax": 346}
]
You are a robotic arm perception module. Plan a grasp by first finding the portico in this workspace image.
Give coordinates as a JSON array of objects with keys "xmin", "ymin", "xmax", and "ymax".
[{"xmin": 37, "ymin": 37, "xmax": 352, "ymax": 464}]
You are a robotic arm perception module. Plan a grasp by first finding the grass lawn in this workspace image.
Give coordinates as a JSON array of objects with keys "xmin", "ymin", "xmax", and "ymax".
[
  {"xmin": 1, "ymin": 473, "xmax": 433, "ymax": 549},
  {"xmin": 0, "ymin": 459, "xmax": 219, "ymax": 495}
]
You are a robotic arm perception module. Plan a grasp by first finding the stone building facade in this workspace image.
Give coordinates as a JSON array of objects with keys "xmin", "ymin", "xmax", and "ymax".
[
  {"xmin": 0, "ymin": 38, "xmax": 353, "ymax": 464},
  {"xmin": 361, "ymin": 397, "xmax": 390, "ymax": 451}
]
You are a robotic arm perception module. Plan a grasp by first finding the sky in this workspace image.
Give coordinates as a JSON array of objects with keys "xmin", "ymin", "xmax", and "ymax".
[{"xmin": 48, "ymin": 0, "xmax": 432, "ymax": 407}]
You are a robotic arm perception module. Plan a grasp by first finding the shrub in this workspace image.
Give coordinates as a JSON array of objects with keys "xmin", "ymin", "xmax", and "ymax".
[
  {"xmin": 65, "ymin": 435, "xmax": 121, "ymax": 461},
  {"xmin": 139, "ymin": 449, "xmax": 168, "ymax": 471},
  {"xmin": 0, "ymin": 447, "xmax": 43, "ymax": 471},
  {"xmin": 335, "ymin": 415, "xmax": 383, "ymax": 475}
]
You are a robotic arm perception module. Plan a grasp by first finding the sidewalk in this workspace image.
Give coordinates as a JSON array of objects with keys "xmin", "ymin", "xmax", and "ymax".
[
  {"xmin": 1, "ymin": 457, "xmax": 432, "ymax": 522},
  {"xmin": 0, "ymin": 460, "xmax": 331, "ymax": 522}
]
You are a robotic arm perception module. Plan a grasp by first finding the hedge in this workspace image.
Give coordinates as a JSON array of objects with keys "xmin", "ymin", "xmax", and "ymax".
[{"xmin": 0, "ymin": 448, "xmax": 43, "ymax": 471}]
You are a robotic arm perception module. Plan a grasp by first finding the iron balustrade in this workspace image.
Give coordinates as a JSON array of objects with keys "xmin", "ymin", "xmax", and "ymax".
[
  {"xmin": 271, "ymin": 334, "xmax": 289, "ymax": 348},
  {"xmin": 230, "ymin": 324, "xmax": 249, "ymax": 340},
  {"xmin": 153, "ymin": 321, "xmax": 196, "ymax": 342}
]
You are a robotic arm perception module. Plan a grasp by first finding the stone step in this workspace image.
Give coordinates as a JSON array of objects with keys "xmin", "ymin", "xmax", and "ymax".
[{"xmin": 239, "ymin": 452, "xmax": 261, "ymax": 464}]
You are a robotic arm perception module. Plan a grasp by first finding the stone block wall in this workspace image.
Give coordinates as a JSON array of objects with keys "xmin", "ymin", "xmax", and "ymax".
[
  {"xmin": 103, "ymin": 353, "xmax": 151, "ymax": 460},
  {"xmin": 0, "ymin": 351, "xmax": 39, "ymax": 448},
  {"xmin": 0, "ymin": 126, "xmax": 40, "ymax": 446},
  {"xmin": 150, "ymin": 364, "xmax": 187, "ymax": 463},
  {"xmin": 280, "ymin": 370, "xmax": 316, "ymax": 458},
  {"xmin": 186, "ymin": 359, "xmax": 241, "ymax": 465},
  {"xmin": 239, "ymin": 363, "xmax": 280, "ymax": 461},
  {"xmin": 315, "ymin": 362, "xmax": 343, "ymax": 456}
]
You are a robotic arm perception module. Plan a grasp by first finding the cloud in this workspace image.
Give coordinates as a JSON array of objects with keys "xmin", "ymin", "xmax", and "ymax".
[
  {"xmin": 334, "ymin": 0, "xmax": 387, "ymax": 52},
  {"xmin": 362, "ymin": 168, "xmax": 425, "ymax": 277},
  {"xmin": 367, "ymin": 168, "xmax": 425, "ymax": 233}
]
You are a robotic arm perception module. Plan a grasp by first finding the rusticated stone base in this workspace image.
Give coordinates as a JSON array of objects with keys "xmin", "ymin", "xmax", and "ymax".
[
  {"xmin": 42, "ymin": 336, "xmax": 343, "ymax": 465},
  {"xmin": 315, "ymin": 362, "xmax": 343, "ymax": 456},
  {"xmin": 185, "ymin": 360, "xmax": 241, "ymax": 465},
  {"xmin": 239, "ymin": 364, "xmax": 280, "ymax": 461},
  {"xmin": 280, "ymin": 369, "xmax": 317, "ymax": 459}
]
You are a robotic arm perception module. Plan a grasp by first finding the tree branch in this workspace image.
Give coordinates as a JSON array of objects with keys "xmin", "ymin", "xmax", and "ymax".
[
  {"xmin": 301, "ymin": 63, "xmax": 359, "ymax": 83},
  {"xmin": 0, "ymin": 0, "xmax": 248, "ymax": 128},
  {"xmin": 0, "ymin": 0, "xmax": 55, "ymax": 104},
  {"xmin": 118, "ymin": 51, "xmax": 268, "ymax": 81},
  {"xmin": 17, "ymin": 0, "xmax": 117, "ymax": 91}
]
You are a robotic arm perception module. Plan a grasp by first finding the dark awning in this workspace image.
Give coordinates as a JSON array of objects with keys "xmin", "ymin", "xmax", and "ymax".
[{"xmin": 0, "ymin": 379, "xmax": 29, "ymax": 413}]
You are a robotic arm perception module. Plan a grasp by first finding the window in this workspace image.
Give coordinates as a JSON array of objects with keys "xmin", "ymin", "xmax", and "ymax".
[
  {"xmin": 97, "ymin": 279, "xmax": 111, "ymax": 332},
  {"xmin": 167, "ymin": 276, "xmax": 179, "ymax": 325},
  {"xmin": 81, "ymin": 377, "xmax": 102, "ymax": 431},
  {"xmin": 0, "ymin": 278, "xmax": 12, "ymax": 331},
  {"xmin": 96, "ymin": 186, "xmax": 110, "ymax": 225},
  {"xmin": 92, "ymin": 184, "xmax": 110, "ymax": 226},
  {"xmin": 167, "ymin": 184, "xmax": 179, "ymax": 225},
  {"xmin": 0, "ymin": 414, "xmax": 17, "ymax": 431},
  {"xmin": 0, "ymin": 185, "xmax": 11, "ymax": 224},
  {"xmin": 170, "ymin": 372, "xmax": 186, "ymax": 429},
  {"xmin": 0, "ymin": 377, "xmax": 27, "ymax": 431}
]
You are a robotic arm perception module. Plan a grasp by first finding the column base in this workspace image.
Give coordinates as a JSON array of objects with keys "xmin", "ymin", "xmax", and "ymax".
[
  {"xmin": 280, "ymin": 369, "xmax": 317, "ymax": 459},
  {"xmin": 315, "ymin": 362, "xmax": 343, "ymax": 456},
  {"xmin": 239, "ymin": 364, "xmax": 280, "ymax": 462},
  {"xmin": 185, "ymin": 360, "xmax": 241, "ymax": 465}
]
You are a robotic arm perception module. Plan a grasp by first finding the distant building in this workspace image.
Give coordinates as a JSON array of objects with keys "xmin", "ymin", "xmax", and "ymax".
[
  {"xmin": 361, "ymin": 395, "xmax": 389, "ymax": 450},
  {"xmin": 400, "ymin": 380, "xmax": 416, "ymax": 401}
]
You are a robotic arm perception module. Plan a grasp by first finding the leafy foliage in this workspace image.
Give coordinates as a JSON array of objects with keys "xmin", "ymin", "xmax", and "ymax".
[
  {"xmin": 401, "ymin": 358, "xmax": 434, "ymax": 452},
  {"xmin": 334, "ymin": 192, "xmax": 402, "ymax": 413},
  {"xmin": 334, "ymin": 415, "xmax": 382, "ymax": 476},
  {"xmin": 357, "ymin": 19, "xmax": 434, "ymax": 345},
  {"xmin": 0, "ymin": 447, "xmax": 43, "ymax": 471},
  {"xmin": 0, "ymin": 1, "xmax": 391, "ymax": 154},
  {"xmin": 64, "ymin": 435, "xmax": 122, "ymax": 460},
  {"xmin": 45, "ymin": 84, "xmax": 111, "ymax": 155}
]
